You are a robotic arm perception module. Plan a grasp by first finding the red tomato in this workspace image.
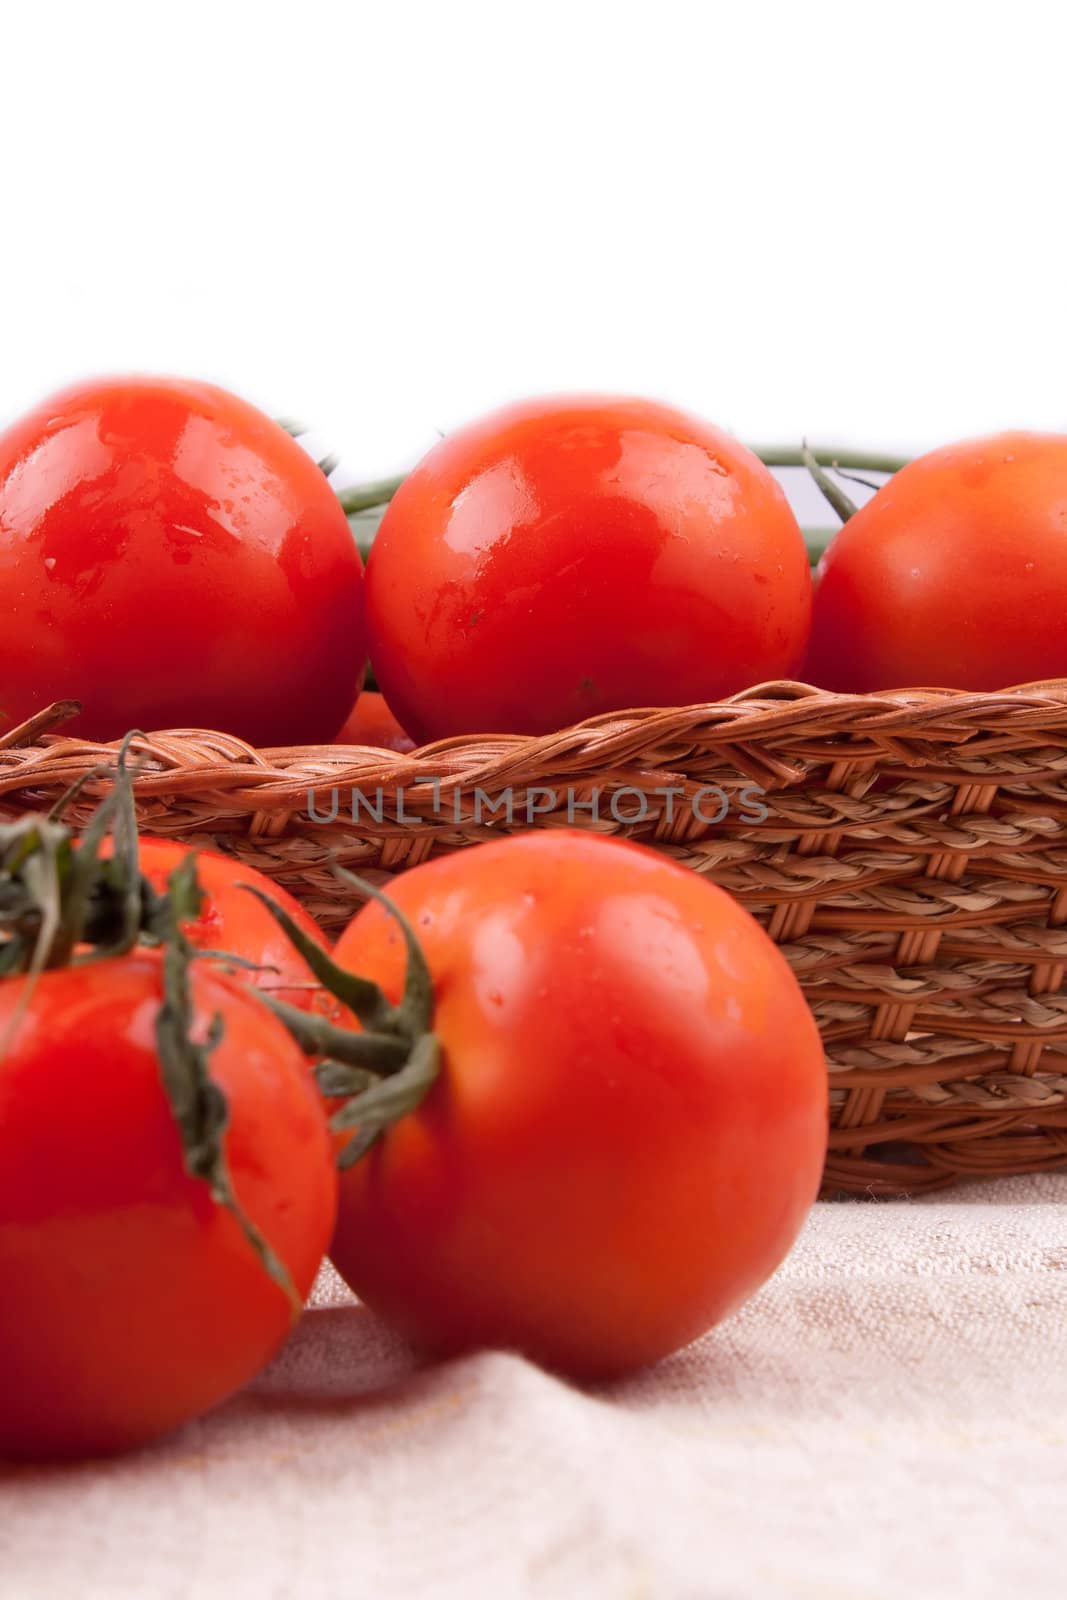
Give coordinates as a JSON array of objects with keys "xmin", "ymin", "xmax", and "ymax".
[
  {"xmin": 334, "ymin": 689, "xmax": 416, "ymax": 752},
  {"xmin": 0, "ymin": 376, "xmax": 366, "ymax": 744},
  {"xmin": 365, "ymin": 396, "xmax": 811, "ymax": 740},
  {"xmin": 325, "ymin": 832, "xmax": 827, "ymax": 1379},
  {"xmin": 97, "ymin": 835, "xmax": 332, "ymax": 1013},
  {"xmin": 0, "ymin": 952, "xmax": 336, "ymax": 1459},
  {"xmin": 807, "ymin": 432, "xmax": 1067, "ymax": 692}
]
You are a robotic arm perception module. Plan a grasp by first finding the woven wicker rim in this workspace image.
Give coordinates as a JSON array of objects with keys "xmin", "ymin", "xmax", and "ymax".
[{"xmin": 5, "ymin": 680, "xmax": 1067, "ymax": 1198}]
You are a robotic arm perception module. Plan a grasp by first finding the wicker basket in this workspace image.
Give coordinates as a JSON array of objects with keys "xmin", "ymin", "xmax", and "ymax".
[{"xmin": 4, "ymin": 684, "xmax": 1067, "ymax": 1199}]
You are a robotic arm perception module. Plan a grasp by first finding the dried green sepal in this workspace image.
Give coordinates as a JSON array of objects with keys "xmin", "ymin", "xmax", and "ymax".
[
  {"xmin": 237, "ymin": 882, "xmax": 403, "ymax": 1034},
  {"xmin": 0, "ymin": 745, "xmax": 303, "ymax": 1315},
  {"xmin": 155, "ymin": 857, "xmax": 301, "ymax": 1317},
  {"xmin": 256, "ymin": 991, "xmax": 411, "ymax": 1073},
  {"xmin": 242, "ymin": 866, "xmax": 441, "ymax": 1168},
  {"xmin": 332, "ymin": 1034, "xmax": 441, "ymax": 1169},
  {"xmin": 328, "ymin": 863, "xmax": 435, "ymax": 1041}
]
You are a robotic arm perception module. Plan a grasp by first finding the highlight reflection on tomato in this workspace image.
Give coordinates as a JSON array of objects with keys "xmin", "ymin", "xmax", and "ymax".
[{"xmin": 0, "ymin": 376, "xmax": 367, "ymax": 744}]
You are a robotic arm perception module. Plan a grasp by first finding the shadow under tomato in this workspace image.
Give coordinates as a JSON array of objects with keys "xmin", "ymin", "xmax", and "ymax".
[{"xmin": 245, "ymin": 1303, "xmax": 424, "ymax": 1405}]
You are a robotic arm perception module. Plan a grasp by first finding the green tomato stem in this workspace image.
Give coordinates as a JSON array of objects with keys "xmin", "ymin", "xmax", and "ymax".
[
  {"xmin": 335, "ymin": 447, "xmax": 908, "ymax": 521},
  {"xmin": 801, "ymin": 442, "xmax": 860, "ymax": 525},
  {"xmin": 753, "ymin": 445, "xmax": 910, "ymax": 474},
  {"xmin": 337, "ymin": 475, "xmax": 408, "ymax": 515}
]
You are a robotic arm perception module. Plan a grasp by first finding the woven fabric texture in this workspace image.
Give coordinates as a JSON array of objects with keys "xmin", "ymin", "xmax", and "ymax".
[{"xmin": 3, "ymin": 1173, "xmax": 1065, "ymax": 1599}]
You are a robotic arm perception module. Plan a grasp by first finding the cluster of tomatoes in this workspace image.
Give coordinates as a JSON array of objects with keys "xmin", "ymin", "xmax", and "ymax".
[
  {"xmin": 2, "ymin": 373, "xmax": 1061, "ymax": 1462},
  {"xmin": 0, "ymin": 799, "xmax": 828, "ymax": 1460},
  {"xmin": 3, "ymin": 377, "xmax": 1065, "ymax": 763}
]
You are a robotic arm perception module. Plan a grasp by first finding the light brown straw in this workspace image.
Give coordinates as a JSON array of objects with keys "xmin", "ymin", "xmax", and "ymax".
[{"xmin": 5, "ymin": 683, "xmax": 1067, "ymax": 1197}]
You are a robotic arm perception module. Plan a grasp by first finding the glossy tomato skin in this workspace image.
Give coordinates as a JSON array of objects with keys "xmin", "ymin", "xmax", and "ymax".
[
  {"xmin": 365, "ymin": 396, "xmax": 811, "ymax": 741},
  {"xmin": 327, "ymin": 832, "xmax": 827, "ymax": 1379},
  {"xmin": 98, "ymin": 835, "xmax": 332, "ymax": 1013},
  {"xmin": 334, "ymin": 689, "xmax": 416, "ymax": 752},
  {"xmin": 807, "ymin": 432, "xmax": 1067, "ymax": 692},
  {"xmin": 0, "ymin": 953, "xmax": 336, "ymax": 1460},
  {"xmin": 0, "ymin": 376, "xmax": 366, "ymax": 744}
]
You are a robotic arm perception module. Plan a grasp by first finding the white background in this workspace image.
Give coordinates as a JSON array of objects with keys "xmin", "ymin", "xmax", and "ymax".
[{"xmin": 4, "ymin": 0, "xmax": 1066, "ymax": 515}]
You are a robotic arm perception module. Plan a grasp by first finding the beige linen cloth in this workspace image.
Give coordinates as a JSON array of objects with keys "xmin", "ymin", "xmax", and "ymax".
[{"xmin": 3, "ymin": 1172, "xmax": 1066, "ymax": 1599}]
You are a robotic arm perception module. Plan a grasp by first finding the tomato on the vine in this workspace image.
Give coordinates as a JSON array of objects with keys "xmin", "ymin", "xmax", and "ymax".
[
  {"xmin": 806, "ymin": 431, "xmax": 1067, "ymax": 692},
  {"xmin": 0, "ymin": 376, "xmax": 367, "ymax": 744},
  {"xmin": 0, "ymin": 952, "xmax": 336, "ymax": 1460},
  {"xmin": 315, "ymin": 831, "xmax": 827, "ymax": 1380},
  {"xmin": 365, "ymin": 396, "xmax": 811, "ymax": 740}
]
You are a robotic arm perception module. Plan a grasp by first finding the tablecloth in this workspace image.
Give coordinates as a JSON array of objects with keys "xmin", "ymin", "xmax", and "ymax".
[{"xmin": 3, "ymin": 1171, "xmax": 1066, "ymax": 1600}]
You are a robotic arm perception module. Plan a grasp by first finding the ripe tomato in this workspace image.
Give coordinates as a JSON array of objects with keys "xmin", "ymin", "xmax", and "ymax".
[
  {"xmin": 334, "ymin": 689, "xmax": 416, "ymax": 752},
  {"xmin": 365, "ymin": 396, "xmax": 811, "ymax": 740},
  {"xmin": 97, "ymin": 835, "xmax": 333, "ymax": 1012},
  {"xmin": 806, "ymin": 431, "xmax": 1067, "ymax": 692},
  {"xmin": 0, "ymin": 952, "xmax": 336, "ymax": 1459},
  {"xmin": 0, "ymin": 376, "xmax": 366, "ymax": 744},
  {"xmin": 324, "ymin": 832, "xmax": 827, "ymax": 1379}
]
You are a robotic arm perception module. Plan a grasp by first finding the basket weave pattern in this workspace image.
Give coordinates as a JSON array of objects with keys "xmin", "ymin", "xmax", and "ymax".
[{"xmin": 4, "ymin": 684, "xmax": 1067, "ymax": 1197}]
